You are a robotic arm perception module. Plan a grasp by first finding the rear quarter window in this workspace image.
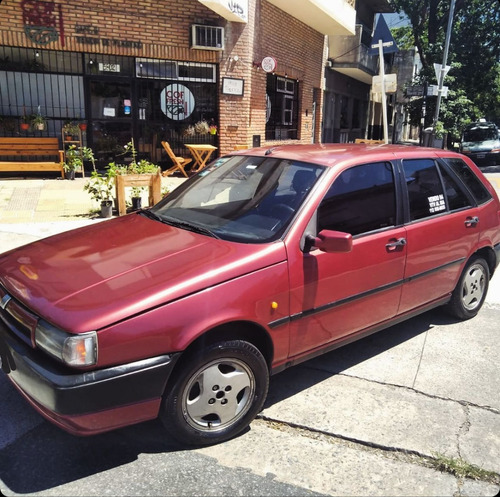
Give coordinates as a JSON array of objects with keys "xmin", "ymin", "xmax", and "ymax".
[{"xmin": 444, "ymin": 158, "xmax": 492, "ymax": 205}]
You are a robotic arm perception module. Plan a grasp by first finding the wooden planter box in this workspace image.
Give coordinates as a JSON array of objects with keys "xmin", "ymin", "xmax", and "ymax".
[{"xmin": 115, "ymin": 169, "xmax": 162, "ymax": 216}]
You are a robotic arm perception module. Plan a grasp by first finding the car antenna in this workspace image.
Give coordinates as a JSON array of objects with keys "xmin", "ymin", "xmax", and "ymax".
[{"xmin": 265, "ymin": 147, "xmax": 277, "ymax": 155}]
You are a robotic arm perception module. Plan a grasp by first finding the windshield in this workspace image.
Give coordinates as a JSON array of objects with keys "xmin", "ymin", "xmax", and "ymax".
[
  {"xmin": 150, "ymin": 155, "xmax": 324, "ymax": 243},
  {"xmin": 463, "ymin": 125, "xmax": 498, "ymax": 143}
]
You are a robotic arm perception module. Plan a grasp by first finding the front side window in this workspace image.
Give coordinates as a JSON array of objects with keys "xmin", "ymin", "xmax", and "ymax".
[
  {"xmin": 151, "ymin": 156, "xmax": 324, "ymax": 243},
  {"xmin": 318, "ymin": 162, "xmax": 396, "ymax": 236},
  {"xmin": 266, "ymin": 74, "xmax": 299, "ymax": 141}
]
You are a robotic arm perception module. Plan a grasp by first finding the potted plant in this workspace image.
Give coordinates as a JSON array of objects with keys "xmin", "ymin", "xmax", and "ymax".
[
  {"xmin": 194, "ymin": 120, "xmax": 210, "ymax": 134},
  {"xmin": 63, "ymin": 145, "xmax": 82, "ymax": 180},
  {"xmin": 84, "ymin": 169, "xmax": 115, "ymax": 218},
  {"xmin": 20, "ymin": 114, "xmax": 31, "ymax": 131},
  {"xmin": 130, "ymin": 186, "xmax": 145, "ymax": 210},
  {"xmin": 209, "ymin": 124, "xmax": 217, "ymax": 135},
  {"xmin": 63, "ymin": 120, "xmax": 80, "ymax": 140},
  {"xmin": 82, "ymin": 147, "xmax": 115, "ymax": 218},
  {"xmin": 79, "ymin": 121, "xmax": 88, "ymax": 132},
  {"xmin": 31, "ymin": 113, "xmax": 47, "ymax": 131}
]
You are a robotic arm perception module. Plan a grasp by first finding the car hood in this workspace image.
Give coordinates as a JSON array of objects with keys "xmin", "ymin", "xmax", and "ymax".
[{"xmin": 0, "ymin": 214, "xmax": 287, "ymax": 332}]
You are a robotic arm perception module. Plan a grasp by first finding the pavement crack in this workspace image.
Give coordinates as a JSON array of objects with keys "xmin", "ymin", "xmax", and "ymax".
[
  {"xmin": 456, "ymin": 404, "xmax": 471, "ymax": 460},
  {"xmin": 255, "ymin": 416, "xmax": 500, "ymax": 486}
]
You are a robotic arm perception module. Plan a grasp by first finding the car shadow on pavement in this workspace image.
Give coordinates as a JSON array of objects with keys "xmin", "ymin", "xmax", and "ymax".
[
  {"xmin": 263, "ymin": 307, "xmax": 456, "ymax": 407},
  {"xmin": 0, "ymin": 308, "xmax": 458, "ymax": 494}
]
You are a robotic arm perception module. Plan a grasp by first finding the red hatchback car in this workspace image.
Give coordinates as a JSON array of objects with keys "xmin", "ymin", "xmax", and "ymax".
[{"xmin": 1, "ymin": 144, "xmax": 499, "ymax": 446}]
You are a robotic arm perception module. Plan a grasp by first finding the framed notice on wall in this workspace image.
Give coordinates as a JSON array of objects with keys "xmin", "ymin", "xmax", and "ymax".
[{"xmin": 222, "ymin": 77, "xmax": 244, "ymax": 96}]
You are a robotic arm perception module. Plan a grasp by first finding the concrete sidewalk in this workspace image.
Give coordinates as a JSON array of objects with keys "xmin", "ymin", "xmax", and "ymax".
[{"xmin": 0, "ymin": 175, "xmax": 186, "ymax": 252}]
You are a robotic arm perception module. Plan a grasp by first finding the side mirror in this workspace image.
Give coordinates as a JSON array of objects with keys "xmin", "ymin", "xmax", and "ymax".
[{"xmin": 307, "ymin": 230, "xmax": 352, "ymax": 253}]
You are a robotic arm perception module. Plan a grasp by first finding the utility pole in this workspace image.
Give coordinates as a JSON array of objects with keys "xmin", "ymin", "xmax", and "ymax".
[{"xmin": 433, "ymin": 0, "xmax": 456, "ymax": 127}]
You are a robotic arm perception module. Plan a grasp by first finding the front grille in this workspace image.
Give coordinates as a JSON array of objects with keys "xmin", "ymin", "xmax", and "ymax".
[{"xmin": 0, "ymin": 284, "xmax": 38, "ymax": 347}]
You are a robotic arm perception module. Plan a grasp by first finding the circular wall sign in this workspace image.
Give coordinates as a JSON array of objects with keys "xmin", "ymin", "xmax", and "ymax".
[
  {"xmin": 161, "ymin": 84, "xmax": 195, "ymax": 120},
  {"xmin": 261, "ymin": 56, "xmax": 277, "ymax": 73}
]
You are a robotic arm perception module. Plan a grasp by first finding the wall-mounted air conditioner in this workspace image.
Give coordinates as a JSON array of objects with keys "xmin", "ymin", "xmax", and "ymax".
[{"xmin": 191, "ymin": 24, "xmax": 225, "ymax": 50}]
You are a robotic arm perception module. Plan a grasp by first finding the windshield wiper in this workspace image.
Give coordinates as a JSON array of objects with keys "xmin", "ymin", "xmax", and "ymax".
[
  {"xmin": 162, "ymin": 216, "xmax": 220, "ymax": 239},
  {"xmin": 138, "ymin": 209, "xmax": 163, "ymax": 221}
]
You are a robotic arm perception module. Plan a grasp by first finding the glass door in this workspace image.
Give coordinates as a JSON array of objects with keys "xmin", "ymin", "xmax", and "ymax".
[{"xmin": 88, "ymin": 79, "xmax": 133, "ymax": 165}]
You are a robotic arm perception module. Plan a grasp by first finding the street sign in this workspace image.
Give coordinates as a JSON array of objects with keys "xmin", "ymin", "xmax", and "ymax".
[
  {"xmin": 428, "ymin": 85, "xmax": 449, "ymax": 97},
  {"xmin": 372, "ymin": 74, "xmax": 397, "ymax": 93},
  {"xmin": 406, "ymin": 85, "xmax": 424, "ymax": 97},
  {"xmin": 369, "ymin": 16, "xmax": 398, "ymax": 55},
  {"xmin": 434, "ymin": 63, "xmax": 451, "ymax": 82}
]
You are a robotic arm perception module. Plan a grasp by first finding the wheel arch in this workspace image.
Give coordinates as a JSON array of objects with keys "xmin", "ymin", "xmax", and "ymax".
[
  {"xmin": 172, "ymin": 321, "xmax": 274, "ymax": 372},
  {"xmin": 474, "ymin": 246, "xmax": 496, "ymax": 278}
]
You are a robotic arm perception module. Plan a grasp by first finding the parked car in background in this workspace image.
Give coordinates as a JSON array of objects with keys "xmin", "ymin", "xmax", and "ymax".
[
  {"xmin": 1, "ymin": 144, "xmax": 499, "ymax": 446},
  {"xmin": 459, "ymin": 120, "xmax": 500, "ymax": 168}
]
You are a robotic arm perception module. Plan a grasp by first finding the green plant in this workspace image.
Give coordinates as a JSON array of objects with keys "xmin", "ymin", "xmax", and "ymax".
[
  {"xmin": 431, "ymin": 453, "xmax": 499, "ymax": 484},
  {"xmin": 63, "ymin": 120, "xmax": 80, "ymax": 135},
  {"xmin": 120, "ymin": 139, "xmax": 159, "ymax": 174},
  {"xmin": 31, "ymin": 113, "xmax": 47, "ymax": 127},
  {"xmin": 84, "ymin": 169, "xmax": 115, "ymax": 203},
  {"xmin": 63, "ymin": 145, "xmax": 83, "ymax": 172},
  {"xmin": 131, "ymin": 186, "xmax": 145, "ymax": 198}
]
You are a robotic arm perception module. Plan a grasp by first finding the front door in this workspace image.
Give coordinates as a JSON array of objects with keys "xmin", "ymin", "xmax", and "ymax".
[
  {"xmin": 87, "ymin": 79, "xmax": 133, "ymax": 164},
  {"xmin": 287, "ymin": 161, "xmax": 406, "ymax": 358}
]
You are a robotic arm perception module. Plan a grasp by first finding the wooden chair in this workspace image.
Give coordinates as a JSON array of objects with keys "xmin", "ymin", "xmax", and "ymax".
[{"xmin": 161, "ymin": 141, "xmax": 193, "ymax": 178}]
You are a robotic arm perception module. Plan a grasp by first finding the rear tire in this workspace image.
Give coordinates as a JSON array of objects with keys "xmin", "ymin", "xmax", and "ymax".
[
  {"xmin": 160, "ymin": 340, "xmax": 269, "ymax": 446},
  {"xmin": 446, "ymin": 255, "xmax": 489, "ymax": 320}
]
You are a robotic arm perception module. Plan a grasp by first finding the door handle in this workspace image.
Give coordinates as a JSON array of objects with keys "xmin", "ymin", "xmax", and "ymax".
[
  {"xmin": 464, "ymin": 216, "xmax": 479, "ymax": 228},
  {"xmin": 386, "ymin": 237, "xmax": 407, "ymax": 251}
]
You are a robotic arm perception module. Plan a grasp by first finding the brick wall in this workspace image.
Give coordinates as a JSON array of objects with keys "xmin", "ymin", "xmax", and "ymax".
[{"xmin": 0, "ymin": 0, "xmax": 327, "ymax": 155}]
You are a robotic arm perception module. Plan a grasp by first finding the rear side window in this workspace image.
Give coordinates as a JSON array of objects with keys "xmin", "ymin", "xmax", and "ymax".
[
  {"xmin": 403, "ymin": 159, "xmax": 445, "ymax": 221},
  {"xmin": 444, "ymin": 158, "xmax": 492, "ymax": 205},
  {"xmin": 318, "ymin": 162, "xmax": 396, "ymax": 236}
]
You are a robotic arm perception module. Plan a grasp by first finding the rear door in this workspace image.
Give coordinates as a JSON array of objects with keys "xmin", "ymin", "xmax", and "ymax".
[
  {"xmin": 287, "ymin": 161, "xmax": 407, "ymax": 358},
  {"xmin": 398, "ymin": 158, "xmax": 480, "ymax": 313}
]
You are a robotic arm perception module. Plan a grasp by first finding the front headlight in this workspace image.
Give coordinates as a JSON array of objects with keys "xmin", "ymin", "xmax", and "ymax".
[{"xmin": 35, "ymin": 320, "xmax": 97, "ymax": 366}]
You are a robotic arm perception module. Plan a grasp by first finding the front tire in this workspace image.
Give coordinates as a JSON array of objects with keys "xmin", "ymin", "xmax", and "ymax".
[
  {"xmin": 446, "ymin": 255, "xmax": 489, "ymax": 320},
  {"xmin": 161, "ymin": 340, "xmax": 269, "ymax": 446}
]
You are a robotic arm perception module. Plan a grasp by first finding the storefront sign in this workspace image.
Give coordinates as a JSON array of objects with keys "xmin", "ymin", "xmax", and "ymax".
[
  {"xmin": 75, "ymin": 25, "xmax": 143, "ymax": 49},
  {"xmin": 161, "ymin": 84, "xmax": 195, "ymax": 121},
  {"xmin": 261, "ymin": 56, "xmax": 277, "ymax": 73},
  {"xmin": 21, "ymin": 0, "xmax": 64, "ymax": 46},
  {"xmin": 197, "ymin": 0, "xmax": 248, "ymax": 23},
  {"xmin": 222, "ymin": 78, "xmax": 244, "ymax": 96}
]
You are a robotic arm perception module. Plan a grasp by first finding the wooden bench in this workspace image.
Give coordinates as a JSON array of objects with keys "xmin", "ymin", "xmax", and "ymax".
[{"xmin": 0, "ymin": 137, "xmax": 64, "ymax": 178}]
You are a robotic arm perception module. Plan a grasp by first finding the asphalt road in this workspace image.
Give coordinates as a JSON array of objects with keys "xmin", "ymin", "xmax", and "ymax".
[{"xmin": 0, "ymin": 230, "xmax": 499, "ymax": 496}]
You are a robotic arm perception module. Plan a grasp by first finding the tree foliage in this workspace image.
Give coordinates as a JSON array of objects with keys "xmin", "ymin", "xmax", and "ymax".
[{"xmin": 388, "ymin": 0, "xmax": 500, "ymax": 140}]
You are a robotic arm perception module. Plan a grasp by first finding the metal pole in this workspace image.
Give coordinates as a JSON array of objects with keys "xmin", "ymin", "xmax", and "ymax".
[
  {"xmin": 378, "ymin": 40, "xmax": 389, "ymax": 144},
  {"xmin": 433, "ymin": 0, "xmax": 456, "ymax": 126}
]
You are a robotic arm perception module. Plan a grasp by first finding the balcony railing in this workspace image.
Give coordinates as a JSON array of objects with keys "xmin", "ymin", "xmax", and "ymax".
[{"xmin": 329, "ymin": 24, "xmax": 378, "ymax": 76}]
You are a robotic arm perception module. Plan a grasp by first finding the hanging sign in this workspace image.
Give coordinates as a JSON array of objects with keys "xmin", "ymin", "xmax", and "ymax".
[
  {"xmin": 261, "ymin": 56, "xmax": 277, "ymax": 73},
  {"xmin": 160, "ymin": 84, "xmax": 195, "ymax": 120}
]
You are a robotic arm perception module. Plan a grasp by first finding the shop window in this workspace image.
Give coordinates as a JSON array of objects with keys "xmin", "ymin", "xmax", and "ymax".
[
  {"xmin": 136, "ymin": 59, "xmax": 216, "ymax": 82},
  {"xmin": 266, "ymin": 74, "xmax": 299, "ymax": 141}
]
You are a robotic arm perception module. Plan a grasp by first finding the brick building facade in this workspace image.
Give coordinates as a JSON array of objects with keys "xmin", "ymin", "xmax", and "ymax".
[{"xmin": 0, "ymin": 0, "xmax": 327, "ymax": 169}]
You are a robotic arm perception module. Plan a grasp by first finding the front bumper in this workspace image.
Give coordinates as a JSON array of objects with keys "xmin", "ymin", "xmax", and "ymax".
[{"xmin": 0, "ymin": 321, "xmax": 180, "ymax": 435}]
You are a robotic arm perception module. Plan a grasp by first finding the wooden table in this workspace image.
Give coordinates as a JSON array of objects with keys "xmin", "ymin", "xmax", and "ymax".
[{"xmin": 185, "ymin": 144, "xmax": 217, "ymax": 172}]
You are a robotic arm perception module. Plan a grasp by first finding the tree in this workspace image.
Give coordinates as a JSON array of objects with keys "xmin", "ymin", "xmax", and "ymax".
[{"xmin": 389, "ymin": 0, "xmax": 500, "ymax": 141}]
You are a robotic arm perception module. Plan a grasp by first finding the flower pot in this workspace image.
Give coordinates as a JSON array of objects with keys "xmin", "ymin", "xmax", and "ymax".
[
  {"xmin": 79, "ymin": 123, "xmax": 87, "ymax": 132},
  {"xmin": 131, "ymin": 196, "xmax": 142, "ymax": 210},
  {"xmin": 65, "ymin": 135, "xmax": 73, "ymax": 141},
  {"xmin": 210, "ymin": 129, "xmax": 217, "ymax": 135},
  {"xmin": 20, "ymin": 123, "xmax": 30, "ymax": 131},
  {"xmin": 100, "ymin": 200, "xmax": 113, "ymax": 218},
  {"xmin": 35, "ymin": 123, "xmax": 45, "ymax": 131},
  {"xmin": 65, "ymin": 169, "xmax": 75, "ymax": 180}
]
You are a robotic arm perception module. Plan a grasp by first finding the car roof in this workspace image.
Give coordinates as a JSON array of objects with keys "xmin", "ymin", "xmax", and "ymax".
[{"xmin": 232, "ymin": 143, "xmax": 459, "ymax": 169}]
